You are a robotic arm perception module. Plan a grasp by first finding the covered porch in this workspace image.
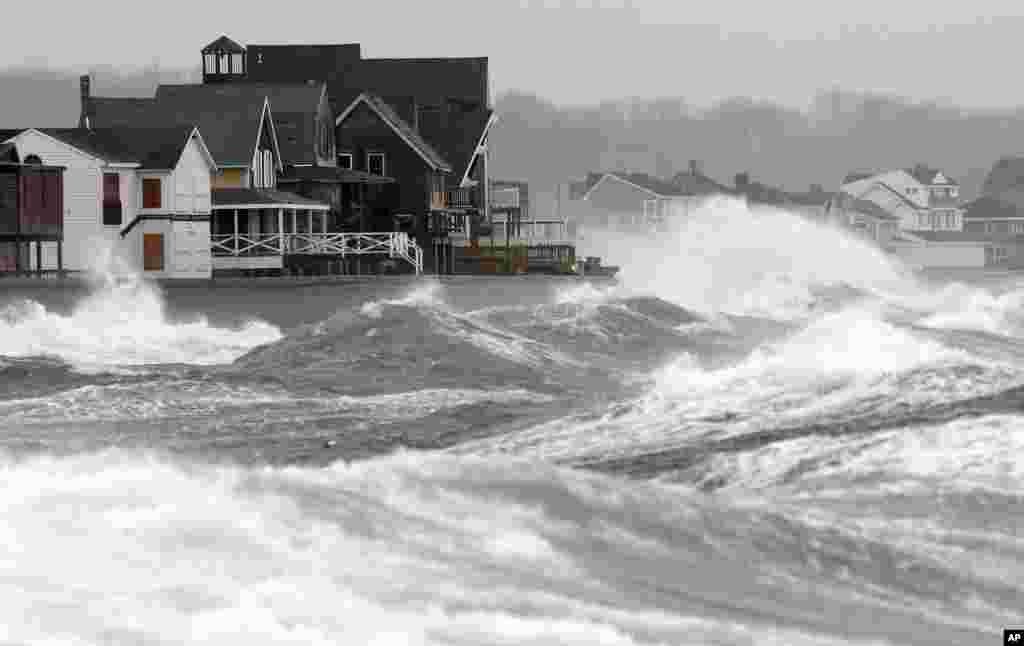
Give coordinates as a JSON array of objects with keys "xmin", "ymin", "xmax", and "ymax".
[
  {"xmin": 209, "ymin": 187, "xmax": 423, "ymax": 275},
  {"xmin": 277, "ymin": 166, "xmax": 396, "ymax": 233},
  {"xmin": 211, "ymin": 188, "xmax": 332, "ymax": 271}
]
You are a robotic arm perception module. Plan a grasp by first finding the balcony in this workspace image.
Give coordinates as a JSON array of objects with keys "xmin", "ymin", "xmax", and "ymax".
[{"xmin": 430, "ymin": 188, "xmax": 478, "ymax": 211}]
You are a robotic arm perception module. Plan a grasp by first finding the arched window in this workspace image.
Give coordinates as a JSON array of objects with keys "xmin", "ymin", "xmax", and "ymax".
[{"xmin": 23, "ymin": 154, "xmax": 42, "ymax": 165}]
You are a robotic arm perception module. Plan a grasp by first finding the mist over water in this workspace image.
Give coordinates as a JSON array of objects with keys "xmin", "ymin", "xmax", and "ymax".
[{"xmin": 2, "ymin": 200, "xmax": 1024, "ymax": 644}]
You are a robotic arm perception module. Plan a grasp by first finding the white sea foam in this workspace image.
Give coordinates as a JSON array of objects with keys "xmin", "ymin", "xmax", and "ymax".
[
  {"xmin": 0, "ymin": 449, "xmax": 1001, "ymax": 645},
  {"xmin": 0, "ymin": 248, "xmax": 280, "ymax": 368},
  {"xmin": 577, "ymin": 196, "xmax": 919, "ymax": 320}
]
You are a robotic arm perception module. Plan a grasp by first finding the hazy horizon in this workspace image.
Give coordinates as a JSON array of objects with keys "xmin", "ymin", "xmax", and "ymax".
[{"xmin": 2, "ymin": 0, "xmax": 1024, "ymax": 110}]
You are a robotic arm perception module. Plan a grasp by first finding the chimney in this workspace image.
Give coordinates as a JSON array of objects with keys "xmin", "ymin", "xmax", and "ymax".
[
  {"xmin": 689, "ymin": 159, "xmax": 700, "ymax": 175},
  {"xmin": 79, "ymin": 74, "xmax": 91, "ymax": 129}
]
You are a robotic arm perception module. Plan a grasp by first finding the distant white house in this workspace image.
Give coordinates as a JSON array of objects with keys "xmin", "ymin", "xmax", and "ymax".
[
  {"xmin": 3, "ymin": 126, "xmax": 217, "ymax": 279},
  {"xmin": 840, "ymin": 165, "xmax": 963, "ymax": 232}
]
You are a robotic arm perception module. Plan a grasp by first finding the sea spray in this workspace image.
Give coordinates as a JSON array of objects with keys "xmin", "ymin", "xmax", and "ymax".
[{"xmin": 0, "ymin": 238, "xmax": 281, "ymax": 368}]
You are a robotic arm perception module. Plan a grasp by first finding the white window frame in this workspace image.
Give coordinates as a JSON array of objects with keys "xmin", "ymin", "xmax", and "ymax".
[
  {"xmin": 367, "ymin": 152, "xmax": 386, "ymax": 176},
  {"xmin": 337, "ymin": 152, "xmax": 353, "ymax": 170}
]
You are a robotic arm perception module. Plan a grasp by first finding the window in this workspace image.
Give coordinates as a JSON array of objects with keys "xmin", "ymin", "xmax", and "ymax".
[
  {"xmin": 231, "ymin": 53, "xmax": 244, "ymax": 74},
  {"xmin": 204, "ymin": 54, "xmax": 216, "ymax": 74},
  {"xmin": 337, "ymin": 153, "xmax": 353, "ymax": 169},
  {"xmin": 142, "ymin": 178, "xmax": 161, "ymax": 209},
  {"xmin": 143, "ymin": 233, "xmax": 164, "ymax": 272},
  {"xmin": 367, "ymin": 152, "xmax": 385, "ymax": 176},
  {"xmin": 1012, "ymin": 221, "xmax": 1024, "ymax": 234},
  {"xmin": 102, "ymin": 173, "xmax": 122, "ymax": 225},
  {"xmin": 23, "ymin": 154, "xmax": 42, "ymax": 165}
]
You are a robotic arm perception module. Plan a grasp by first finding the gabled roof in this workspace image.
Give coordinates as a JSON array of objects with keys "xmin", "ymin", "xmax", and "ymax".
[
  {"xmin": 155, "ymin": 83, "xmax": 325, "ymax": 164},
  {"xmin": 335, "ymin": 93, "xmax": 452, "ymax": 172},
  {"xmin": 35, "ymin": 126, "xmax": 207, "ymax": 170},
  {"xmin": 88, "ymin": 91, "xmax": 274, "ymax": 168},
  {"xmin": 419, "ymin": 108, "xmax": 494, "ymax": 187},
  {"xmin": 854, "ymin": 180, "xmax": 925, "ymax": 211},
  {"xmin": 203, "ymin": 35, "xmax": 245, "ymax": 54},
  {"xmin": 584, "ymin": 172, "xmax": 689, "ymax": 199}
]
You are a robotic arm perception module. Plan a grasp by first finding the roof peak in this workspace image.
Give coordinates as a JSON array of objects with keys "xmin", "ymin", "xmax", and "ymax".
[{"xmin": 202, "ymin": 35, "xmax": 245, "ymax": 54}]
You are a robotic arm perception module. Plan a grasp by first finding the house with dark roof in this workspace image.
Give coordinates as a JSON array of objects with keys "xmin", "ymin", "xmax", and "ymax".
[
  {"xmin": 81, "ymin": 75, "xmax": 283, "ymax": 190},
  {"xmin": 2, "ymin": 126, "xmax": 218, "ymax": 278},
  {"xmin": 188, "ymin": 35, "xmax": 496, "ymax": 273}
]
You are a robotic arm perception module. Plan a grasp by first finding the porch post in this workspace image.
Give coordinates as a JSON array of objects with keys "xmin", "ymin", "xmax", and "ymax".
[
  {"xmin": 291, "ymin": 209, "xmax": 297, "ymax": 235},
  {"xmin": 278, "ymin": 208, "xmax": 284, "ymax": 254},
  {"xmin": 307, "ymin": 210, "xmax": 313, "ymax": 235},
  {"xmin": 233, "ymin": 209, "xmax": 239, "ymax": 255},
  {"xmin": 321, "ymin": 211, "xmax": 327, "ymax": 234},
  {"xmin": 35, "ymin": 241, "xmax": 41, "ymax": 276},
  {"xmin": 57, "ymin": 239, "xmax": 63, "ymax": 278}
]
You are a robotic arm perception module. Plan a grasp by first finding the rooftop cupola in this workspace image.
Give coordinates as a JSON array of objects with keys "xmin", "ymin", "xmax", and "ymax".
[{"xmin": 202, "ymin": 35, "xmax": 246, "ymax": 84}]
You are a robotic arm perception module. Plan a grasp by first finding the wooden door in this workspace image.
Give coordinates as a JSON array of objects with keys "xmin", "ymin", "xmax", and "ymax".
[{"xmin": 143, "ymin": 233, "xmax": 164, "ymax": 271}]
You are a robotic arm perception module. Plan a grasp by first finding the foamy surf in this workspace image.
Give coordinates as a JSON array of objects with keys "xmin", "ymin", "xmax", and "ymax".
[
  {"xmin": 0, "ymin": 449, "xmax": 1012, "ymax": 646},
  {"xmin": 0, "ymin": 269, "xmax": 281, "ymax": 369}
]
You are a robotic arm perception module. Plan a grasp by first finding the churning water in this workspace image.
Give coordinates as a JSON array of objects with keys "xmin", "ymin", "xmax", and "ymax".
[{"xmin": 2, "ymin": 198, "xmax": 1023, "ymax": 645}]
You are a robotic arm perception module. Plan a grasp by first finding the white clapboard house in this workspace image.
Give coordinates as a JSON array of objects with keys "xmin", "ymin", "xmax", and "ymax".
[{"xmin": 2, "ymin": 126, "xmax": 217, "ymax": 278}]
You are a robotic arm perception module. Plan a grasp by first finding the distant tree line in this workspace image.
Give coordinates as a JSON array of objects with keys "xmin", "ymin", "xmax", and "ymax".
[{"xmin": 489, "ymin": 90, "xmax": 1024, "ymax": 216}]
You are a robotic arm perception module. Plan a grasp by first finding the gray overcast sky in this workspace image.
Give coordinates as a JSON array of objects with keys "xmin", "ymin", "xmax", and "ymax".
[{"xmin": 4, "ymin": 0, "xmax": 1023, "ymax": 108}]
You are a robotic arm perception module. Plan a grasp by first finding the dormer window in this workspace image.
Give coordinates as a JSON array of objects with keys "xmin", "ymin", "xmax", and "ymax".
[{"xmin": 338, "ymin": 152, "xmax": 353, "ymax": 170}]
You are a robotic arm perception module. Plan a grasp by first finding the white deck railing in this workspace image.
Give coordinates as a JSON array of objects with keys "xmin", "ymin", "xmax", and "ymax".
[{"xmin": 210, "ymin": 232, "xmax": 423, "ymax": 274}]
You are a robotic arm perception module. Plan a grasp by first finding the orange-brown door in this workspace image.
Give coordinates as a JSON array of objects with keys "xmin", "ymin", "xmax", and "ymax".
[{"xmin": 143, "ymin": 233, "xmax": 164, "ymax": 271}]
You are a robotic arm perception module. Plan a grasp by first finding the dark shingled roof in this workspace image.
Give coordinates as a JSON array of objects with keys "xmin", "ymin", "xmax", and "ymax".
[
  {"xmin": 86, "ymin": 97, "xmax": 158, "ymax": 125},
  {"xmin": 89, "ymin": 92, "xmax": 268, "ymax": 168},
  {"xmin": 339, "ymin": 94, "xmax": 452, "ymax": 172},
  {"xmin": 39, "ymin": 127, "xmax": 200, "ymax": 169},
  {"xmin": 278, "ymin": 165, "xmax": 395, "ymax": 184},
  {"xmin": 212, "ymin": 187, "xmax": 329, "ymax": 209},
  {"xmin": 419, "ymin": 107, "xmax": 492, "ymax": 183},
  {"xmin": 155, "ymin": 83, "xmax": 325, "ymax": 164},
  {"xmin": 203, "ymin": 35, "xmax": 245, "ymax": 53},
  {"xmin": 843, "ymin": 171, "xmax": 876, "ymax": 184}
]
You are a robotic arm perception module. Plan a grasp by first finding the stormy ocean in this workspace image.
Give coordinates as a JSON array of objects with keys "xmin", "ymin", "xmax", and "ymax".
[{"xmin": 1, "ymin": 198, "xmax": 1022, "ymax": 645}]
